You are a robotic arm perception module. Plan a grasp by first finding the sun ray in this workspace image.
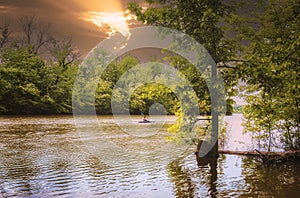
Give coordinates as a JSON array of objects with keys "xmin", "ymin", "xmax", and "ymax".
[{"xmin": 82, "ymin": 10, "xmax": 136, "ymax": 38}]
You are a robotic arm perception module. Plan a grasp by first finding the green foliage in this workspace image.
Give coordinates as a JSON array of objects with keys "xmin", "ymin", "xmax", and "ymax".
[
  {"xmin": 0, "ymin": 47, "xmax": 77, "ymax": 114},
  {"xmin": 233, "ymin": 105, "xmax": 244, "ymax": 113},
  {"xmin": 164, "ymin": 55, "xmax": 211, "ymax": 115},
  {"xmin": 0, "ymin": 16, "xmax": 80, "ymax": 115},
  {"xmin": 128, "ymin": 0, "xmax": 234, "ymax": 61},
  {"xmin": 73, "ymin": 53, "xmax": 179, "ymax": 115},
  {"xmin": 0, "ymin": 47, "xmax": 46, "ymax": 114},
  {"xmin": 101, "ymin": 56, "xmax": 139, "ymax": 85},
  {"xmin": 47, "ymin": 61, "xmax": 78, "ymax": 113},
  {"xmin": 95, "ymin": 79, "xmax": 113, "ymax": 114},
  {"xmin": 128, "ymin": 0, "xmax": 240, "ymax": 117},
  {"xmin": 241, "ymin": 0, "xmax": 300, "ymax": 150},
  {"xmin": 128, "ymin": 0, "xmax": 239, "ymax": 143},
  {"xmin": 130, "ymin": 83, "xmax": 178, "ymax": 115}
]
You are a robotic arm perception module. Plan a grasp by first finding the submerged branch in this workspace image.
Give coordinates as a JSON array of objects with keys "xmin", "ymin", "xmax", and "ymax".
[{"xmin": 219, "ymin": 149, "xmax": 300, "ymax": 157}]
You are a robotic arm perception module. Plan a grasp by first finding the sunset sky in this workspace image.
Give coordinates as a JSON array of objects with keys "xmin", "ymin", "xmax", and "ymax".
[{"xmin": 0, "ymin": 0, "xmax": 142, "ymax": 55}]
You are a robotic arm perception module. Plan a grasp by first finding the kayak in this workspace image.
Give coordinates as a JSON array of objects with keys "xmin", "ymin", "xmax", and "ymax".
[{"xmin": 138, "ymin": 120, "xmax": 154, "ymax": 123}]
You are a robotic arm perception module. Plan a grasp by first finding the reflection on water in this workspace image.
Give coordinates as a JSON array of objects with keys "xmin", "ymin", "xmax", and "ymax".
[
  {"xmin": 0, "ymin": 115, "xmax": 299, "ymax": 197},
  {"xmin": 241, "ymin": 157, "xmax": 300, "ymax": 197}
]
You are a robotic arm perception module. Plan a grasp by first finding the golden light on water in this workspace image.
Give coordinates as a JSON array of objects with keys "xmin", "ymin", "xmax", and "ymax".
[{"xmin": 83, "ymin": 10, "xmax": 136, "ymax": 37}]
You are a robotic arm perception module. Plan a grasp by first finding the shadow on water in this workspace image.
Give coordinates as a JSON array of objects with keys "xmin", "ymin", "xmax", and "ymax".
[
  {"xmin": 195, "ymin": 154, "xmax": 218, "ymax": 198},
  {"xmin": 167, "ymin": 153, "xmax": 300, "ymax": 198},
  {"xmin": 167, "ymin": 158, "xmax": 196, "ymax": 198},
  {"xmin": 240, "ymin": 156, "xmax": 300, "ymax": 197},
  {"xmin": 167, "ymin": 153, "xmax": 219, "ymax": 198}
]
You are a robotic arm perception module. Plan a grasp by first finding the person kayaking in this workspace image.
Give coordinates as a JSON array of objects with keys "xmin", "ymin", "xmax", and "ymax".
[
  {"xmin": 142, "ymin": 115, "xmax": 148, "ymax": 122},
  {"xmin": 138, "ymin": 115, "xmax": 153, "ymax": 123}
]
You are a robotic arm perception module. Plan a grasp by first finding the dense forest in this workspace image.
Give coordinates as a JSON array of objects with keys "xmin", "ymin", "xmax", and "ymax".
[{"xmin": 0, "ymin": 0, "xmax": 299, "ymax": 150}]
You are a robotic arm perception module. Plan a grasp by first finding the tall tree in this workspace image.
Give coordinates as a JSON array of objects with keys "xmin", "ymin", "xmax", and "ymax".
[{"xmin": 128, "ymin": 0, "xmax": 239, "ymax": 156}]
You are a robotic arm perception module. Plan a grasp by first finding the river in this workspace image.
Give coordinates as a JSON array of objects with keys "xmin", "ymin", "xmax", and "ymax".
[{"xmin": 0, "ymin": 115, "xmax": 299, "ymax": 197}]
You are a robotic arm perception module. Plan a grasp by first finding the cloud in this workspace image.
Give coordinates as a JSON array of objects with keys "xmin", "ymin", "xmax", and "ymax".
[
  {"xmin": 0, "ymin": 0, "xmax": 108, "ymax": 55},
  {"xmin": 0, "ymin": 0, "xmax": 145, "ymax": 55}
]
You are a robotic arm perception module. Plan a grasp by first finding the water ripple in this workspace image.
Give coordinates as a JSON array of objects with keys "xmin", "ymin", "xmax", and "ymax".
[{"xmin": 0, "ymin": 115, "xmax": 299, "ymax": 197}]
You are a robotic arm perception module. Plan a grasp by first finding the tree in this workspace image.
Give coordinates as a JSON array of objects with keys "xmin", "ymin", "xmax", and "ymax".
[
  {"xmin": 0, "ymin": 23, "xmax": 11, "ymax": 51},
  {"xmin": 18, "ymin": 16, "xmax": 52, "ymax": 55},
  {"xmin": 95, "ymin": 79, "xmax": 113, "ymax": 114},
  {"xmin": 242, "ymin": 86, "xmax": 278, "ymax": 151},
  {"xmin": 128, "ymin": 0, "xmax": 239, "ymax": 68},
  {"xmin": 0, "ymin": 47, "xmax": 50, "ymax": 114},
  {"xmin": 48, "ymin": 36, "xmax": 80, "ymax": 69},
  {"xmin": 129, "ymin": 83, "xmax": 178, "ymax": 115},
  {"xmin": 241, "ymin": 0, "xmax": 300, "ymax": 150},
  {"xmin": 0, "ymin": 47, "xmax": 78, "ymax": 115},
  {"xmin": 128, "ymin": 0, "xmax": 239, "ymax": 156},
  {"xmin": 0, "ymin": 16, "xmax": 79, "ymax": 115}
]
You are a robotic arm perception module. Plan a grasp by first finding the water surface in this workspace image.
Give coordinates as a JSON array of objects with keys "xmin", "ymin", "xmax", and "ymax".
[{"xmin": 0, "ymin": 115, "xmax": 299, "ymax": 197}]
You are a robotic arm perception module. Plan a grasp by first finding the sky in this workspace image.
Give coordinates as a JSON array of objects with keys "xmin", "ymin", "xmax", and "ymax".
[
  {"xmin": 0, "ymin": 0, "xmax": 256, "ymax": 58},
  {"xmin": 0, "ymin": 0, "xmax": 142, "ymax": 55}
]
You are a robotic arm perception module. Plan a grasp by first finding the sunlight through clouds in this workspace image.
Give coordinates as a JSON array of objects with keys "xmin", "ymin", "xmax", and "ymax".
[{"xmin": 82, "ymin": 10, "xmax": 136, "ymax": 38}]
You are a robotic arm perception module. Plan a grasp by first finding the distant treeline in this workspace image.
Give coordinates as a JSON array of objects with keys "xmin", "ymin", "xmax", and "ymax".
[
  {"xmin": 0, "ymin": 17, "xmax": 223, "ymax": 115},
  {"xmin": 0, "ymin": 17, "xmax": 233, "ymax": 115}
]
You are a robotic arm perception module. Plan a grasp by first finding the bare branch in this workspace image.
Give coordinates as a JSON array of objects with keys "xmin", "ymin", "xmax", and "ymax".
[
  {"xmin": 48, "ymin": 36, "xmax": 80, "ymax": 68},
  {"xmin": 0, "ymin": 23, "xmax": 11, "ymax": 50},
  {"xmin": 18, "ymin": 15, "xmax": 52, "ymax": 55}
]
